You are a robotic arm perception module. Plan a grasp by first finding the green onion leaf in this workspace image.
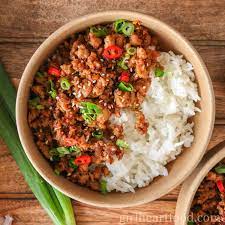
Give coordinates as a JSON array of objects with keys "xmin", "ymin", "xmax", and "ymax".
[
  {"xmin": 127, "ymin": 47, "xmax": 136, "ymax": 55},
  {"xmin": 121, "ymin": 22, "xmax": 135, "ymax": 36},
  {"xmin": 116, "ymin": 139, "xmax": 129, "ymax": 149},
  {"xmin": 69, "ymin": 159, "xmax": 78, "ymax": 171},
  {"xmin": 80, "ymin": 102, "xmax": 102, "ymax": 123},
  {"xmin": 50, "ymin": 147, "xmax": 71, "ymax": 158},
  {"xmin": 48, "ymin": 80, "xmax": 57, "ymax": 99},
  {"xmin": 60, "ymin": 78, "xmax": 71, "ymax": 90},
  {"xmin": 100, "ymin": 180, "xmax": 107, "ymax": 194},
  {"xmin": 29, "ymin": 97, "xmax": 44, "ymax": 110},
  {"xmin": 117, "ymin": 54, "xmax": 130, "ymax": 70},
  {"xmin": 215, "ymin": 165, "xmax": 225, "ymax": 174},
  {"xmin": 90, "ymin": 26, "xmax": 108, "ymax": 37},
  {"xmin": 118, "ymin": 82, "xmax": 133, "ymax": 92},
  {"xmin": 155, "ymin": 68, "xmax": 165, "ymax": 77},
  {"xmin": 114, "ymin": 19, "xmax": 126, "ymax": 33},
  {"xmin": 54, "ymin": 169, "xmax": 60, "ymax": 175},
  {"xmin": 36, "ymin": 71, "xmax": 44, "ymax": 77},
  {"xmin": 187, "ymin": 221, "xmax": 196, "ymax": 225},
  {"xmin": 92, "ymin": 130, "xmax": 104, "ymax": 139}
]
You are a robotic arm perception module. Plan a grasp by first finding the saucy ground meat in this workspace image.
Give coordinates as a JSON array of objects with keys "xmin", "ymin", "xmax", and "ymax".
[
  {"xmin": 28, "ymin": 20, "xmax": 160, "ymax": 192},
  {"xmin": 189, "ymin": 160, "xmax": 225, "ymax": 224}
]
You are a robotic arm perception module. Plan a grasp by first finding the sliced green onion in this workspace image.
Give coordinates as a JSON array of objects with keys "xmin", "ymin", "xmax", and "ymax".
[
  {"xmin": 48, "ymin": 80, "xmax": 57, "ymax": 99},
  {"xmin": 60, "ymin": 78, "xmax": 71, "ymax": 90},
  {"xmin": 92, "ymin": 130, "xmax": 103, "ymax": 139},
  {"xmin": 116, "ymin": 139, "xmax": 129, "ymax": 149},
  {"xmin": 54, "ymin": 169, "xmax": 60, "ymax": 175},
  {"xmin": 100, "ymin": 180, "xmax": 107, "ymax": 194},
  {"xmin": 90, "ymin": 26, "xmax": 108, "ymax": 37},
  {"xmin": 117, "ymin": 54, "xmax": 130, "ymax": 70},
  {"xmin": 69, "ymin": 146, "xmax": 81, "ymax": 154},
  {"xmin": 155, "ymin": 68, "xmax": 165, "ymax": 77},
  {"xmin": 69, "ymin": 159, "xmax": 78, "ymax": 171},
  {"xmin": 127, "ymin": 47, "xmax": 136, "ymax": 55},
  {"xmin": 50, "ymin": 147, "xmax": 71, "ymax": 158},
  {"xmin": 118, "ymin": 82, "xmax": 133, "ymax": 92},
  {"xmin": 80, "ymin": 102, "xmax": 102, "ymax": 123},
  {"xmin": 117, "ymin": 59, "xmax": 128, "ymax": 70},
  {"xmin": 29, "ymin": 97, "xmax": 44, "ymax": 110},
  {"xmin": 122, "ymin": 22, "xmax": 135, "ymax": 36},
  {"xmin": 215, "ymin": 165, "xmax": 225, "ymax": 174},
  {"xmin": 36, "ymin": 71, "xmax": 44, "ymax": 77},
  {"xmin": 114, "ymin": 19, "xmax": 126, "ymax": 33},
  {"xmin": 187, "ymin": 221, "xmax": 195, "ymax": 225}
]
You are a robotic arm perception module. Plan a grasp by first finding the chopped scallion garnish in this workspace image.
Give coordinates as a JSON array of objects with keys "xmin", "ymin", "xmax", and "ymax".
[
  {"xmin": 215, "ymin": 165, "xmax": 225, "ymax": 174},
  {"xmin": 69, "ymin": 159, "xmax": 78, "ymax": 171},
  {"xmin": 155, "ymin": 68, "xmax": 165, "ymax": 77},
  {"xmin": 29, "ymin": 97, "xmax": 44, "ymax": 110},
  {"xmin": 60, "ymin": 78, "xmax": 71, "ymax": 90},
  {"xmin": 100, "ymin": 179, "xmax": 107, "ymax": 194},
  {"xmin": 48, "ymin": 80, "xmax": 57, "ymax": 99},
  {"xmin": 118, "ymin": 82, "xmax": 133, "ymax": 92},
  {"xmin": 80, "ymin": 102, "xmax": 102, "ymax": 124},
  {"xmin": 92, "ymin": 130, "xmax": 104, "ymax": 139},
  {"xmin": 116, "ymin": 139, "xmax": 129, "ymax": 149},
  {"xmin": 90, "ymin": 26, "xmax": 108, "ymax": 37}
]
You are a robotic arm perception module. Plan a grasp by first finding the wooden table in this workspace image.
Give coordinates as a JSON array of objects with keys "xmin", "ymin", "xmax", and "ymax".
[{"xmin": 0, "ymin": 1, "xmax": 225, "ymax": 224}]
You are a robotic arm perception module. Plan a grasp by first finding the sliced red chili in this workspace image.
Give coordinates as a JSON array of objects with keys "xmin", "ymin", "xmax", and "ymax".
[
  {"xmin": 103, "ymin": 45, "xmax": 123, "ymax": 60},
  {"xmin": 119, "ymin": 71, "xmax": 130, "ymax": 82},
  {"xmin": 217, "ymin": 180, "xmax": 225, "ymax": 193},
  {"xmin": 74, "ymin": 155, "xmax": 91, "ymax": 165},
  {"xmin": 48, "ymin": 67, "xmax": 61, "ymax": 77}
]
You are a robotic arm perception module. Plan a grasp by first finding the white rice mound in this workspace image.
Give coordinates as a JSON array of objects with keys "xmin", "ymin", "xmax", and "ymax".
[{"xmin": 106, "ymin": 51, "xmax": 201, "ymax": 193}]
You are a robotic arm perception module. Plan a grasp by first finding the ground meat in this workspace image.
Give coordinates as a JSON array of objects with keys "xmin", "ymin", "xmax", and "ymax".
[
  {"xmin": 28, "ymin": 20, "xmax": 159, "ymax": 192},
  {"xmin": 89, "ymin": 33, "xmax": 102, "ymax": 49},
  {"xmin": 190, "ymin": 168, "xmax": 225, "ymax": 225},
  {"xmin": 135, "ymin": 110, "xmax": 149, "ymax": 134}
]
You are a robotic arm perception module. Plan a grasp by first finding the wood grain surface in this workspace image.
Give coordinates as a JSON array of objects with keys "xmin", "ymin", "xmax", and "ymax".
[{"xmin": 0, "ymin": 0, "xmax": 225, "ymax": 224}]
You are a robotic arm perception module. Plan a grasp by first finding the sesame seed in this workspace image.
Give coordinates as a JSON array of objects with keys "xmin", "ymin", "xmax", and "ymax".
[
  {"xmin": 56, "ymin": 96, "xmax": 59, "ymax": 100},
  {"xmin": 103, "ymin": 103, "xmax": 107, "ymax": 107},
  {"xmin": 100, "ymin": 58, "xmax": 104, "ymax": 62},
  {"xmin": 93, "ymin": 80, "xmax": 97, "ymax": 84},
  {"xmin": 110, "ymin": 135, "xmax": 114, "ymax": 139}
]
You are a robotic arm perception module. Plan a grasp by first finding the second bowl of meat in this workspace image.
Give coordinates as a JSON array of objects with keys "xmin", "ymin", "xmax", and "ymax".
[{"xmin": 176, "ymin": 142, "xmax": 225, "ymax": 225}]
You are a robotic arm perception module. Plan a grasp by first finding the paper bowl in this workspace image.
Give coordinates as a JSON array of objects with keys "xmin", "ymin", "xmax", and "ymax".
[{"xmin": 16, "ymin": 10, "xmax": 215, "ymax": 208}]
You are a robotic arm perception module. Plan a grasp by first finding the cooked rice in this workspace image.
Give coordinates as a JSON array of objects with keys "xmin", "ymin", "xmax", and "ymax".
[{"xmin": 106, "ymin": 51, "xmax": 200, "ymax": 192}]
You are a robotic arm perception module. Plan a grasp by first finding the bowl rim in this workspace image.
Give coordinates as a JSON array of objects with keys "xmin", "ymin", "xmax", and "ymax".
[
  {"xmin": 16, "ymin": 10, "xmax": 215, "ymax": 208},
  {"xmin": 175, "ymin": 142, "xmax": 225, "ymax": 225}
]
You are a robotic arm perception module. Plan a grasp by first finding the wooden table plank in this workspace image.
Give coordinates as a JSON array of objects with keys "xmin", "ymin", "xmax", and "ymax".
[
  {"xmin": 0, "ymin": 0, "xmax": 225, "ymax": 40},
  {"xmin": 0, "ymin": 200, "xmax": 175, "ymax": 225}
]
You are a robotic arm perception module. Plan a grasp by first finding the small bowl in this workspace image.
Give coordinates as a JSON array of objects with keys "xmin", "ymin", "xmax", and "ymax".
[
  {"xmin": 175, "ymin": 142, "xmax": 225, "ymax": 225},
  {"xmin": 16, "ymin": 10, "xmax": 215, "ymax": 208}
]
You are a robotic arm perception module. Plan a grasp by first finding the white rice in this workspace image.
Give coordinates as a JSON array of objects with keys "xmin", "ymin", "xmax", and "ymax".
[{"xmin": 106, "ymin": 51, "xmax": 201, "ymax": 192}]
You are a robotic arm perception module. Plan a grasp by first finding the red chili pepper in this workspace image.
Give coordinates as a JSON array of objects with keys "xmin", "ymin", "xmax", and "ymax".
[
  {"xmin": 64, "ymin": 138, "xmax": 77, "ymax": 147},
  {"xmin": 74, "ymin": 155, "xmax": 91, "ymax": 165},
  {"xmin": 48, "ymin": 67, "xmax": 61, "ymax": 77},
  {"xmin": 119, "ymin": 71, "xmax": 130, "ymax": 82},
  {"xmin": 103, "ymin": 45, "xmax": 123, "ymax": 60},
  {"xmin": 217, "ymin": 180, "xmax": 225, "ymax": 193}
]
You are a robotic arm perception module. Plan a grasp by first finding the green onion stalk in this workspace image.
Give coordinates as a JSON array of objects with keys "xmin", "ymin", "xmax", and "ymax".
[{"xmin": 0, "ymin": 64, "xmax": 76, "ymax": 225}]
